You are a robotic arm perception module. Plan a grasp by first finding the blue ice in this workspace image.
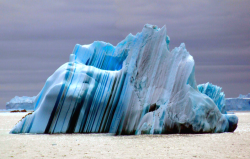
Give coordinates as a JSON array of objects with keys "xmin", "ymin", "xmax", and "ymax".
[{"xmin": 10, "ymin": 24, "xmax": 238, "ymax": 134}]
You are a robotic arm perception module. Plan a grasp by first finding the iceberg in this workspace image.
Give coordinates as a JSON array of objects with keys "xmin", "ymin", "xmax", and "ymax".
[
  {"xmin": 198, "ymin": 83, "xmax": 226, "ymax": 114},
  {"xmin": 6, "ymin": 96, "xmax": 36, "ymax": 110},
  {"xmin": 10, "ymin": 24, "xmax": 238, "ymax": 134},
  {"xmin": 238, "ymin": 93, "xmax": 250, "ymax": 98},
  {"xmin": 225, "ymin": 94, "xmax": 250, "ymax": 111}
]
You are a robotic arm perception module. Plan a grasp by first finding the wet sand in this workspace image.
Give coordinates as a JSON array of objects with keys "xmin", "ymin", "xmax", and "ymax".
[{"xmin": 0, "ymin": 112, "xmax": 249, "ymax": 159}]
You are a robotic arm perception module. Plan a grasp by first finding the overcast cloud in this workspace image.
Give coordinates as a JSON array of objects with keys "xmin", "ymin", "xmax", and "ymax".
[{"xmin": 0, "ymin": 0, "xmax": 250, "ymax": 109}]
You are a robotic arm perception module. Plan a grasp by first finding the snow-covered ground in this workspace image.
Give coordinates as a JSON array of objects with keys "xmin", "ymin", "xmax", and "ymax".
[{"xmin": 0, "ymin": 112, "xmax": 249, "ymax": 158}]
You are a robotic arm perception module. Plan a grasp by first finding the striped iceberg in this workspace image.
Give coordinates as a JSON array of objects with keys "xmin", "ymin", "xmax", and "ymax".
[{"xmin": 10, "ymin": 24, "xmax": 238, "ymax": 134}]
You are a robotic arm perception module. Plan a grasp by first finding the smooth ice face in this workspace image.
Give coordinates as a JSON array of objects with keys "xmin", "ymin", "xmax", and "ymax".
[
  {"xmin": 10, "ymin": 24, "xmax": 238, "ymax": 134},
  {"xmin": 6, "ymin": 96, "xmax": 36, "ymax": 110}
]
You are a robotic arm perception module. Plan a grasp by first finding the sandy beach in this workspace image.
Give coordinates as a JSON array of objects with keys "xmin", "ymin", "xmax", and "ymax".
[{"xmin": 0, "ymin": 112, "xmax": 249, "ymax": 159}]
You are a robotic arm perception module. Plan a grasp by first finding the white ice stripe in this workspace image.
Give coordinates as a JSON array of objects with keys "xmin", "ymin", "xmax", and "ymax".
[
  {"xmin": 137, "ymin": 31, "xmax": 165, "ymax": 123},
  {"xmin": 163, "ymin": 49, "xmax": 185, "ymax": 103}
]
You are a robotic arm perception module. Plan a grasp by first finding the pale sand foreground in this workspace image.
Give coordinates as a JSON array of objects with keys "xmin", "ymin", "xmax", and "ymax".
[{"xmin": 0, "ymin": 112, "xmax": 249, "ymax": 159}]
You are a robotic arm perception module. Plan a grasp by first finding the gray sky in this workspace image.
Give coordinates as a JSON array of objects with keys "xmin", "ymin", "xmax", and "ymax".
[{"xmin": 0, "ymin": 0, "xmax": 250, "ymax": 109}]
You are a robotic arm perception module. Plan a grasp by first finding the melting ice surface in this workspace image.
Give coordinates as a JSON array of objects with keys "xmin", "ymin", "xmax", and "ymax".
[{"xmin": 10, "ymin": 24, "xmax": 238, "ymax": 134}]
